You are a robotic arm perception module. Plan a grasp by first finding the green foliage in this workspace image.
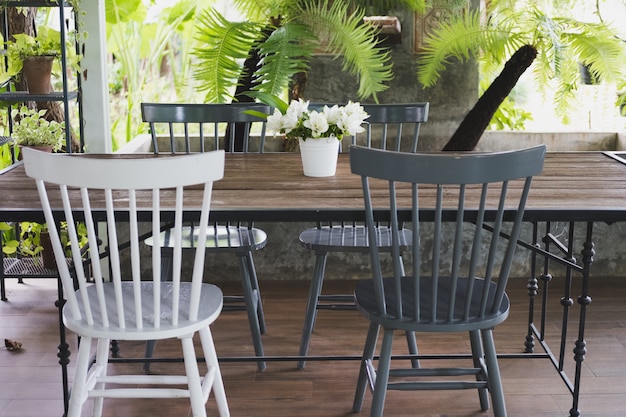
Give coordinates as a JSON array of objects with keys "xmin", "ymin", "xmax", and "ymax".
[
  {"xmin": 105, "ymin": 0, "xmax": 205, "ymax": 147},
  {"xmin": 193, "ymin": 0, "xmax": 397, "ymax": 103},
  {"xmin": 350, "ymin": 0, "xmax": 427, "ymax": 14},
  {"xmin": 296, "ymin": 1, "xmax": 393, "ymax": 100},
  {"xmin": 417, "ymin": 1, "xmax": 626, "ymax": 123},
  {"xmin": 193, "ymin": 8, "xmax": 267, "ymax": 103},
  {"xmin": 1, "ymin": 222, "xmax": 44, "ymax": 258},
  {"xmin": 0, "ymin": 28, "xmax": 80, "ymax": 85},
  {"xmin": 11, "ymin": 106, "xmax": 64, "ymax": 151},
  {"xmin": 0, "ymin": 143, "xmax": 12, "ymax": 170},
  {"xmin": 253, "ymin": 22, "xmax": 317, "ymax": 97}
]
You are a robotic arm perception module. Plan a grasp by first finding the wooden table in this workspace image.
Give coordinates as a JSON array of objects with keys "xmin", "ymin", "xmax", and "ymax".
[
  {"xmin": 2, "ymin": 151, "xmax": 626, "ymax": 222},
  {"xmin": 2, "ymin": 151, "xmax": 626, "ymax": 417}
]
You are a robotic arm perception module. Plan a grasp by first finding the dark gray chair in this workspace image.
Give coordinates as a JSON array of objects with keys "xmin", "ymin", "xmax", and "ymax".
[
  {"xmin": 141, "ymin": 102, "xmax": 271, "ymax": 371},
  {"xmin": 297, "ymin": 103, "xmax": 429, "ymax": 368},
  {"xmin": 350, "ymin": 144, "xmax": 546, "ymax": 417}
]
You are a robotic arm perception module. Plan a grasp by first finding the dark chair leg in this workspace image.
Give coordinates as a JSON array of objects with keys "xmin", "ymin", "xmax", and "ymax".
[
  {"xmin": 244, "ymin": 251, "xmax": 266, "ymax": 334},
  {"xmin": 353, "ymin": 322, "xmax": 379, "ymax": 412},
  {"xmin": 298, "ymin": 251, "xmax": 327, "ymax": 369},
  {"xmin": 237, "ymin": 252, "xmax": 266, "ymax": 371},
  {"xmin": 470, "ymin": 329, "xmax": 490, "ymax": 410}
]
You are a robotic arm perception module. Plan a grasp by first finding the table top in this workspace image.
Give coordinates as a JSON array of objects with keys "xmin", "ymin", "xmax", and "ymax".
[{"xmin": 1, "ymin": 151, "xmax": 626, "ymax": 223}]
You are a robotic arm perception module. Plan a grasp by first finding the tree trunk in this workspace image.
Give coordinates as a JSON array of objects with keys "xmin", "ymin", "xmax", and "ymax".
[
  {"xmin": 442, "ymin": 44, "xmax": 537, "ymax": 151},
  {"xmin": 227, "ymin": 28, "xmax": 273, "ymax": 152},
  {"xmin": 7, "ymin": 8, "xmax": 36, "ymax": 94}
]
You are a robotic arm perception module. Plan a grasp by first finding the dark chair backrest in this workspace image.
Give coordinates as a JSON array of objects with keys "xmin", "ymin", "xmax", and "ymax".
[
  {"xmin": 350, "ymin": 145, "xmax": 546, "ymax": 328},
  {"xmin": 309, "ymin": 102, "xmax": 429, "ymax": 152},
  {"xmin": 141, "ymin": 102, "xmax": 272, "ymax": 153}
]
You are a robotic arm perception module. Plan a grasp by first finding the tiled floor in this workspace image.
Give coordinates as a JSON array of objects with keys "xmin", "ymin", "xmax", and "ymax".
[{"xmin": 1, "ymin": 276, "xmax": 626, "ymax": 417}]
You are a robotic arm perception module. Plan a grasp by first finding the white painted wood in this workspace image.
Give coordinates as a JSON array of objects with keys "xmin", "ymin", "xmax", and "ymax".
[{"xmin": 22, "ymin": 148, "xmax": 229, "ymax": 417}]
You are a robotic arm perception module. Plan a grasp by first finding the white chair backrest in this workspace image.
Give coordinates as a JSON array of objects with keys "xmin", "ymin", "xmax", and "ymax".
[
  {"xmin": 350, "ymin": 145, "xmax": 546, "ymax": 328},
  {"xmin": 22, "ymin": 148, "xmax": 225, "ymax": 329}
]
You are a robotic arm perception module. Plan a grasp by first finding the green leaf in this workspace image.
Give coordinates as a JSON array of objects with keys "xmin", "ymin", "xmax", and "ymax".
[
  {"xmin": 253, "ymin": 22, "xmax": 317, "ymax": 97},
  {"xmin": 193, "ymin": 8, "xmax": 266, "ymax": 103},
  {"xmin": 297, "ymin": 0, "xmax": 393, "ymax": 101},
  {"xmin": 246, "ymin": 91, "xmax": 289, "ymax": 113}
]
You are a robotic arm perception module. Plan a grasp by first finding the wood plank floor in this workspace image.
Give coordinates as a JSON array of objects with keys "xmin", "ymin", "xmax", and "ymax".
[{"xmin": 1, "ymin": 276, "xmax": 625, "ymax": 417}]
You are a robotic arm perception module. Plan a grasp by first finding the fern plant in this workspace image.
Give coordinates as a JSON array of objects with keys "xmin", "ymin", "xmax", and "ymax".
[
  {"xmin": 417, "ymin": 0, "xmax": 626, "ymax": 122},
  {"xmin": 192, "ymin": 0, "xmax": 428, "ymax": 103}
]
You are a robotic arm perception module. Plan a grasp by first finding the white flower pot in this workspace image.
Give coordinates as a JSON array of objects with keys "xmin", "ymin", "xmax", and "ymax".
[{"xmin": 298, "ymin": 137, "xmax": 340, "ymax": 177}]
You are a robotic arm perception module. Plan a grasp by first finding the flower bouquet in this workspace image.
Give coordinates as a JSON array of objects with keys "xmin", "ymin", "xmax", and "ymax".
[
  {"xmin": 266, "ymin": 98, "xmax": 369, "ymax": 141},
  {"xmin": 264, "ymin": 98, "xmax": 369, "ymax": 177}
]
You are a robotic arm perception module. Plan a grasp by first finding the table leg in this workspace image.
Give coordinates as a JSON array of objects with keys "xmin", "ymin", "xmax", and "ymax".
[
  {"xmin": 56, "ymin": 277, "xmax": 70, "ymax": 417},
  {"xmin": 569, "ymin": 222, "xmax": 594, "ymax": 417}
]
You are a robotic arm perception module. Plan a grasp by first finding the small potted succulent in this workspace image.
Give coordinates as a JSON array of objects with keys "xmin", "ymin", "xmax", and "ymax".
[{"xmin": 11, "ymin": 105, "xmax": 65, "ymax": 157}]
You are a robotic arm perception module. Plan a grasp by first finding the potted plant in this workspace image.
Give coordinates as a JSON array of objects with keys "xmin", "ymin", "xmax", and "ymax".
[
  {"xmin": 263, "ymin": 96, "xmax": 369, "ymax": 177},
  {"xmin": 11, "ymin": 105, "xmax": 64, "ymax": 156},
  {"xmin": 1, "ymin": 27, "xmax": 80, "ymax": 94}
]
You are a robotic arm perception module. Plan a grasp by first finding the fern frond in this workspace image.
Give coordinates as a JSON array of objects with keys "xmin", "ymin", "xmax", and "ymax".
[
  {"xmin": 233, "ymin": 0, "xmax": 278, "ymax": 22},
  {"xmin": 562, "ymin": 21, "xmax": 625, "ymax": 84},
  {"xmin": 345, "ymin": 0, "xmax": 428, "ymax": 14},
  {"xmin": 253, "ymin": 22, "xmax": 317, "ymax": 96},
  {"xmin": 192, "ymin": 8, "xmax": 265, "ymax": 103},
  {"xmin": 297, "ymin": 0, "xmax": 393, "ymax": 101},
  {"xmin": 417, "ymin": 10, "xmax": 520, "ymax": 87}
]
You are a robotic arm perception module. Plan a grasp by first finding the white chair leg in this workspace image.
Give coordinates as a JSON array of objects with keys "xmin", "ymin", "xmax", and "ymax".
[
  {"xmin": 92, "ymin": 338, "xmax": 111, "ymax": 417},
  {"xmin": 482, "ymin": 328, "xmax": 507, "ymax": 417},
  {"xmin": 199, "ymin": 326, "xmax": 230, "ymax": 417},
  {"xmin": 182, "ymin": 335, "xmax": 207, "ymax": 417},
  {"xmin": 68, "ymin": 336, "xmax": 92, "ymax": 417}
]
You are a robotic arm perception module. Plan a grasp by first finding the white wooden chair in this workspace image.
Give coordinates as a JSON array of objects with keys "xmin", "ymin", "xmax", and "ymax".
[{"xmin": 22, "ymin": 148, "xmax": 229, "ymax": 417}]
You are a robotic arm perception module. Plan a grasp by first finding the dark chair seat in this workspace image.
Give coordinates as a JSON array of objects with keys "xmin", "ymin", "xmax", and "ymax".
[
  {"xmin": 355, "ymin": 276, "xmax": 510, "ymax": 332},
  {"xmin": 299, "ymin": 225, "xmax": 411, "ymax": 252}
]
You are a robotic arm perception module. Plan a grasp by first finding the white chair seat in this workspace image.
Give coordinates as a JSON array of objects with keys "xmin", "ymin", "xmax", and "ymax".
[{"xmin": 65, "ymin": 282, "xmax": 223, "ymax": 341}]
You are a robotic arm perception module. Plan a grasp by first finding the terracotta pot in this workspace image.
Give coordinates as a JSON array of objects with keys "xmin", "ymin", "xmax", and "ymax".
[
  {"xmin": 21, "ymin": 56, "xmax": 54, "ymax": 94},
  {"xmin": 17, "ymin": 145, "xmax": 53, "ymax": 161},
  {"xmin": 40, "ymin": 231, "xmax": 57, "ymax": 270}
]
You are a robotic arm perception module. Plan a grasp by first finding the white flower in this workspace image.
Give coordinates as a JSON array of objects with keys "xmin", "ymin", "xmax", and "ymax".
[
  {"xmin": 303, "ymin": 111, "xmax": 329, "ymax": 138},
  {"xmin": 287, "ymin": 98, "xmax": 310, "ymax": 120},
  {"xmin": 339, "ymin": 111, "xmax": 367, "ymax": 136},
  {"xmin": 323, "ymin": 105, "xmax": 342, "ymax": 125},
  {"xmin": 265, "ymin": 98, "xmax": 369, "ymax": 141},
  {"xmin": 266, "ymin": 108, "xmax": 287, "ymax": 133}
]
